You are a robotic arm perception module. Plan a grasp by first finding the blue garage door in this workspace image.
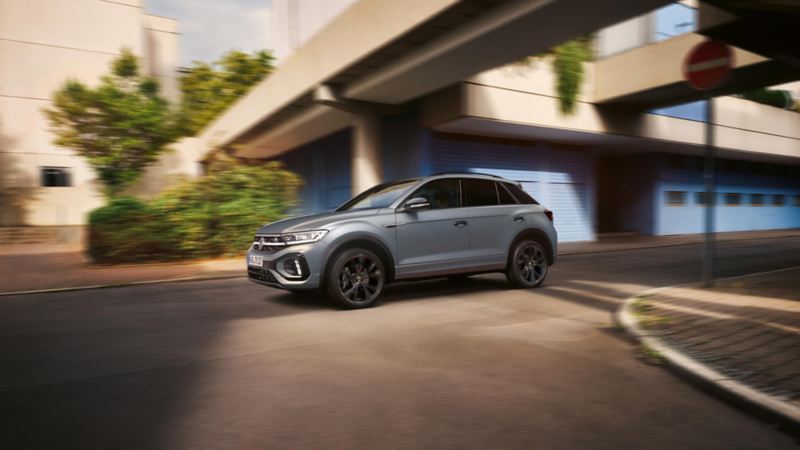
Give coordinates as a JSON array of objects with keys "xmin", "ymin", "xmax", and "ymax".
[
  {"xmin": 279, "ymin": 131, "xmax": 352, "ymax": 214},
  {"xmin": 432, "ymin": 138, "xmax": 594, "ymax": 242}
]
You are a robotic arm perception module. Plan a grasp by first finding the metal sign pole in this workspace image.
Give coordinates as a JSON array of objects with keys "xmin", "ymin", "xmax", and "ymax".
[{"xmin": 703, "ymin": 91, "xmax": 716, "ymax": 287}]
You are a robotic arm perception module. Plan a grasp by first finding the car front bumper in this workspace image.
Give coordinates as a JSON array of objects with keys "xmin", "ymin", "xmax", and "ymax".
[{"xmin": 246, "ymin": 242, "xmax": 324, "ymax": 290}]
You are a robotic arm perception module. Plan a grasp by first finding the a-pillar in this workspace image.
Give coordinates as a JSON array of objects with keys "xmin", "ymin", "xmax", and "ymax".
[{"xmin": 351, "ymin": 112, "xmax": 383, "ymax": 196}]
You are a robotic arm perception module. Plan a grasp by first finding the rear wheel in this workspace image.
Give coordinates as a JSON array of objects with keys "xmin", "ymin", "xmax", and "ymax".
[
  {"xmin": 325, "ymin": 248, "xmax": 386, "ymax": 309},
  {"xmin": 505, "ymin": 240, "xmax": 548, "ymax": 288}
]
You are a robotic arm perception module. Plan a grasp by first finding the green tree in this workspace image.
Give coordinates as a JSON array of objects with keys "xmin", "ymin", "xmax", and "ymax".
[
  {"xmin": 178, "ymin": 50, "xmax": 275, "ymax": 136},
  {"xmin": 45, "ymin": 49, "xmax": 177, "ymax": 197}
]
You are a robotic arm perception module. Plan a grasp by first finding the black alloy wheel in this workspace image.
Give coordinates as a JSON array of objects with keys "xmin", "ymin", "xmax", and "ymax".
[{"xmin": 326, "ymin": 248, "xmax": 385, "ymax": 308}]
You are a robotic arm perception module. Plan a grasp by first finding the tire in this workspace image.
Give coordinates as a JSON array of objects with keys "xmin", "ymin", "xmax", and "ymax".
[
  {"xmin": 505, "ymin": 239, "xmax": 548, "ymax": 288},
  {"xmin": 325, "ymin": 248, "xmax": 386, "ymax": 309}
]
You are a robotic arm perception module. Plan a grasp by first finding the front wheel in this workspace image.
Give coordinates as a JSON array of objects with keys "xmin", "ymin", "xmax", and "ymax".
[
  {"xmin": 505, "ymin": 240, "xmax": 548, "ymax": 288},
  {"xmin": 325, "ymin": 248, "xmax": 386, "ymax": 309}
]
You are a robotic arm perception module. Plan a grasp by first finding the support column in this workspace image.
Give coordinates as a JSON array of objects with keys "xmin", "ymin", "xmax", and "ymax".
[{"xmin": 351, "ymin": 113, "xmax": 383, "ymax": 196}]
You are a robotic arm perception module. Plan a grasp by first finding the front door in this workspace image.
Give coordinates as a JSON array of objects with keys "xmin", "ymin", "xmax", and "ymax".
[{"xmin": 395, "ymin": 178, "xmax": 469, "ymax": 278}]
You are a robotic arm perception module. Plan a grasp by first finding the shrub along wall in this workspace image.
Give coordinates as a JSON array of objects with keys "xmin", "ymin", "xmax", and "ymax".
[{"xmin": 89, "ymin": 162, "xmax": 302, "ymax": 263}]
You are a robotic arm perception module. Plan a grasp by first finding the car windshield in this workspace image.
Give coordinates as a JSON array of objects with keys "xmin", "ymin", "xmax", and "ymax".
[{"xmin": 337, "ymin": 179, "xmax": 418, "ymax": 211}]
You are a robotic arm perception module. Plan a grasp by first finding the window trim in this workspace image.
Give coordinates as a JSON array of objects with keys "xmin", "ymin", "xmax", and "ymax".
[
  {"xmin": 750, "ymin": 193, "xmax": 765, "ymax": 207},
  {"xmin": 496, "ymin": 182, "xmax": 519, "ymax": 205},
  {"xmin": 665, "ymin": 190, "xmax": 687, "ymax": 206},
  {"xmin": 723, "ymin": 193, "xmax": 743, "ymax": 206},
  {"xmin": 40, "ymin": 166, "xmax": 72, "ymax": 188},
  {"xmin": 502, "ymin": 182, "xmax": 539, "ymax": 205},
  {"xmin": 462, "ymin": 177, "xmax": 501, "ymax": 208}
]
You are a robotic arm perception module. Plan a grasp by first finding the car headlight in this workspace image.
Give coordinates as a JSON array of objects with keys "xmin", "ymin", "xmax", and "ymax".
[{"xmin": 280, "ymin": 229, "xmax": 328, "ymax": 245}]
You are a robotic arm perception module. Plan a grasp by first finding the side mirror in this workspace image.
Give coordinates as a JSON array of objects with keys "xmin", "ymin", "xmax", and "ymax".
[{"xmin": 403, "ymin": 196, "xmax": 430, "ymax": 211}]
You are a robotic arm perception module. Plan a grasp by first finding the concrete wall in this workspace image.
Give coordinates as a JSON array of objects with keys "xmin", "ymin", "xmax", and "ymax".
[
  {"xmin": 143, "ymin": 14, "xmax": 180, "ymax": 102},
  {"xmin": 0, "ymin": 0, "xmax": 180, "ymax": 226}
]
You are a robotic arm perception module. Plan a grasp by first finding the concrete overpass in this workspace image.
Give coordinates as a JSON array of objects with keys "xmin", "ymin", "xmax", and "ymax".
[
  {"xmin": 168, "ymin": 0, "xmax": 800, "ymax": 241},
  {"xmin": 194, "ymin": 0, "xmax": 674, "ymax": 192},
  {"xmin": 594, "ymin": 1, "xmax": 800, "ymax": 108}
]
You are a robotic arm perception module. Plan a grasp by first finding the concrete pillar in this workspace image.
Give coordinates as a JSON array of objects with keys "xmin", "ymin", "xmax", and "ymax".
[{"xmin": 352, "ymin": 113, "xmax": 383, "ymax": 195}]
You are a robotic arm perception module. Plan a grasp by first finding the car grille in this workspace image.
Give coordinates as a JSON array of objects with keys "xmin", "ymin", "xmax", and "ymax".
[
  {"xmin": 252, "ymin": 234, "xmax": 285, "ymax": 252},
  {"xmin": 248, "ymin": 266, "xmax": 277, "ymax": 284}
]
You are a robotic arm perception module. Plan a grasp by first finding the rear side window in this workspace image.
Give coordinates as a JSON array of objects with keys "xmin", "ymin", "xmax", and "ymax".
[
  {"xmin": 463, "ymin": 178, "xmax": 499, "ymax": 207},
  {"xmin": 503, "ymin": 183, "xmax": 538, "ymax": 205},
  {"xmin": 497, "ymin": 182, "xmax": 518, "ymax": 205}
]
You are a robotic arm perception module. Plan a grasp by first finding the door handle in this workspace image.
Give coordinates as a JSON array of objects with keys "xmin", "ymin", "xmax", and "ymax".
[
  {"xmin": 454, "ymin": 220, "xmax": 467, "ymax": 228},
  {"xmin": 512, "ymin": 216, "xmax": 525, "ymax": 223}
]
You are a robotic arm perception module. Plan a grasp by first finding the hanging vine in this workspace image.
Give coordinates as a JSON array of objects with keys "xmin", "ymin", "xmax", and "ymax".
[
  {"xmin": 551, "ymin": 38, "xmax": 592, "ymax": 114},
  {"xmin": 512, "ymin": 37, "xmax": 593, "ymax": 115}
]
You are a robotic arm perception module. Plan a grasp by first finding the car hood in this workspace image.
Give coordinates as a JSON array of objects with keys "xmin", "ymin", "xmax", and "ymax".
[{"xmin": 257, "ymin": 209, "xmax": 381, "ymax": 234}]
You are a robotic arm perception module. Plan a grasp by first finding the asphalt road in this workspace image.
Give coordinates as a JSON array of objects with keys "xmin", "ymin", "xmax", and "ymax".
[{"xmin": 2, "ymin": 237, "xmax": 800, "ymax": 449}]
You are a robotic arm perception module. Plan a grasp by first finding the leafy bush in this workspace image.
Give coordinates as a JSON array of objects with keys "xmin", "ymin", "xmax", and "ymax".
[
  {"xmin": 87, "ymin": 162, "xmax": 302, "ymax": 263},
  {"xmin": 152, "ymin": 162, "xmax": 302, "ymax": 257},
  {"xmin": 88, "ymin": 197, "xmax": 181, "ymax": 263}
]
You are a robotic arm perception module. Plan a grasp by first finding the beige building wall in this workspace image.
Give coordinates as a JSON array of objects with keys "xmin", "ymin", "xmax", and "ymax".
[
  {"xmin": 429, "ymin": 63, "xmax": 800, "ymax": 161},
  {"xmin": 0, "ymin": 0, "xmax": 179, "ymax": 226}
]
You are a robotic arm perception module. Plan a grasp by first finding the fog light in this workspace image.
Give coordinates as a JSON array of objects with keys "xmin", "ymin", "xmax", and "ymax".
[{"xmin": 283, "ymin": 258, "xmax": 302, "ymax": 277}]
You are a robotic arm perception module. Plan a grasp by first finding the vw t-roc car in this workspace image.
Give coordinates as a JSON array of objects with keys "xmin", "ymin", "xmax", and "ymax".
[{"xmin": 247, "ymin": 173, "xmax": 556, "ymax": 308}]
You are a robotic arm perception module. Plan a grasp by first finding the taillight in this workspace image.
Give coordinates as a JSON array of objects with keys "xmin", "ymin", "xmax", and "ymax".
[{"xmin": 544, "ymin": 209, "xmax": 554, "ymax": 222}]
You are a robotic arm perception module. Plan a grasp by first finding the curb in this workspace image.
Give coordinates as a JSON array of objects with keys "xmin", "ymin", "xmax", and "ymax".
[
  {"xmin": 615, "ymin": 285, "xmax": 800, "ymax": 435},
  {"xmin": 0, "ymin": 273, "xmax": 246, "ymax": 297}
]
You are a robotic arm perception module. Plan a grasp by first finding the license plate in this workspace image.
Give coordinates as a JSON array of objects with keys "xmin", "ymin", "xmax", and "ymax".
[{"xmin": 248, "ymin": 254, "xmax": 263, "ymax": 267}]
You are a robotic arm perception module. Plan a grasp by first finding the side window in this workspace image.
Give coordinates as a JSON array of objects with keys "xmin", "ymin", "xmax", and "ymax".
[
  {"xmin": 724, "ymin": 193, "xmax": 742, "ymax": 206},
  {"xmin": 409, "ymin": 178, "xmax": 460, "ymax": 209},
  {"xmin": 665, "ymin": 191, "xmax": 686, "ymax": 206},
  {"xmin": 463, "ymin": 178, "xmax": 499, "ymax": 207},
  {"xmin": 497, "ymin": 182, "xmax": 518, "ymax": 205},
  {"xmin": 504, "ymin": 183, "xmax": 538, "ymax": 205}
]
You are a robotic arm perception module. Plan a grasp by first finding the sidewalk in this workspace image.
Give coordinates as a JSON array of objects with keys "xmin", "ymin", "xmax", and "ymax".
[
  {"xmin": 1, "ymin": 228, "xmax": 798, "ymax": 295},
  {"xmin": 620, "ymin": 267, "xmax": 800, "ymax": 428},
  {"xmin": 0, "ymin": 252, "xmax": 244, "ymax": 295}
]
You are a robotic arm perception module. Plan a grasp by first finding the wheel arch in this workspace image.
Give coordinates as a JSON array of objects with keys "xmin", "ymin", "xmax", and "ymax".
[
  {"xmin": 321, "ymin": 235, "xmax": 396, "ymax": 285},
  {"xmin": 508, "ymin": 228, "xmax": 555, "ymax": 266}
]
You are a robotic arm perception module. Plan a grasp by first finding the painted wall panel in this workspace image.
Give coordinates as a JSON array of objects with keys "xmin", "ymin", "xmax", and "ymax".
[
  {"xmin": 656, "ymin": 155, "xmax": 800, "ymax": 235},
  {"xmin": 431, "ymin": 136, "xmax": 595, "ymax": 242},
  {"xmin": 278, "ymin": 130, "xmax": 352, "ymax": 214}
]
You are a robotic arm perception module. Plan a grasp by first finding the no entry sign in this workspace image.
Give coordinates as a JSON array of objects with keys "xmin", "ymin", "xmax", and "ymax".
[{"xmin": 683, "ymin": 40, "xmax": 733, "ymax": 90}]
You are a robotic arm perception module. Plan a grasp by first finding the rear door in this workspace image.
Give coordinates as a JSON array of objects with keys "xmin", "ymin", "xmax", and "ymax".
[
  {"xmin": 462, "ymin": 179, "xmax": 526, "ymax": 271},
  {"xmin": 395, "ymin": 178, "xmax": 470, "ymax": 278}
]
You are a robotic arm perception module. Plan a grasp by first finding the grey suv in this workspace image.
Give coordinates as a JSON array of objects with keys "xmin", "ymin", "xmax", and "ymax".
[{"xmin": 247, "ymin": 173, "xmax": 557, "ymax": 308}]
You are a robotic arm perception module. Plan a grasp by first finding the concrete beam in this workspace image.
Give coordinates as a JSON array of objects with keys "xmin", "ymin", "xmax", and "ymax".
[
  {"xmin": 196, "ymin": 0, "xmax": 459, "ymax": 150},
  {"xmin": 342, "ymin": 0, "xmax": 672, "ymax": 104},
  {"xmin": 352, "ymin": 113, "xmax": 383, "ymax": 195}
]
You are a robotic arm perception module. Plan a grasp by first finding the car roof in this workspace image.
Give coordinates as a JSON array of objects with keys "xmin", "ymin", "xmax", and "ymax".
[{"xmin": 423, "ymin": 172, "xmax": 514, "ymax": 183}]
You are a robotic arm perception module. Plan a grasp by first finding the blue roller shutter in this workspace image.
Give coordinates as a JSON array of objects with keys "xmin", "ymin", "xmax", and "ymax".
[{"xmin": 432, "ymin": 137, "xmax": 594, "ymax": 242}]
